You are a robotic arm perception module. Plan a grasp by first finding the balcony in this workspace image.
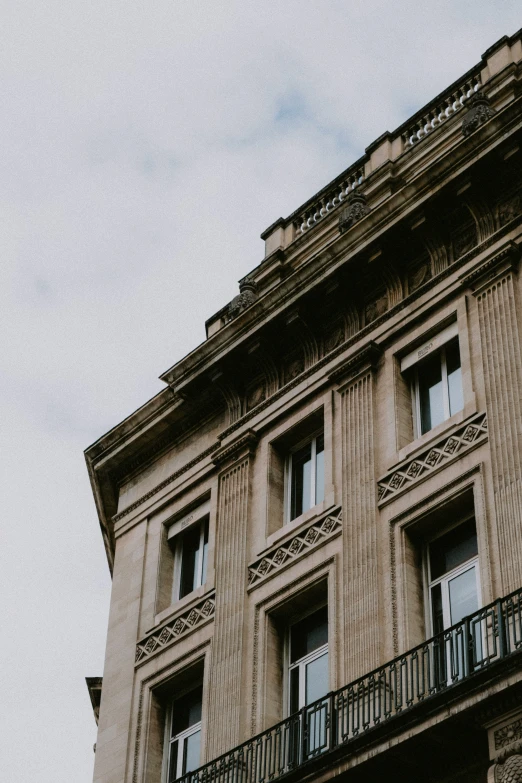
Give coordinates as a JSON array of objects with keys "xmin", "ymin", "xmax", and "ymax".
[{"xmin": 177, "ymin": 586, "xmax": 522, "ymax": 783}]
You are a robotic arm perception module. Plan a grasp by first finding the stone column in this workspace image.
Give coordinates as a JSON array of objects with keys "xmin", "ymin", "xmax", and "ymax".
[
  {"xmin": 205, "ymin": 431, "xmax": 257, "ymax": 759},
  {"xmin": 332, "ymin": 343, "xmax": 382, "ymax": 682},
  {"xmin": 465, "ymin": 245, "xmax": 522, "ymax": 594}
]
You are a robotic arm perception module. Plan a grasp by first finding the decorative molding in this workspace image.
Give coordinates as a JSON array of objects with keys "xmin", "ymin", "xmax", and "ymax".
[
  {"xmin": 460, "ymin": 241, "xmax": 520, "ymax": 289},
  {"xmin": 496, "ymin": 720, "xmax": 522, "ymax": 751},
  {"xmin": 247, "ymin": 508, "xmax": 342, "ymax": 588},
  {"xmin": 462, "ymin": 91, "xmax": 496, "ymax": 137},
  {"xmin": 339, "ymin": 192, "xmax": 370, "ymax": 234},
  {"xmin": 112, "ymin": 443, "xmax": 217, "ymax": 524},
  {"xmin": 329, "ymin": 341, "xmax": 382, "ymax": 388},
  {"xmin": 132, "ymin": 686, "xmax": 144, "ymax": 783},
  {"xmin": 211, "ymin": 429, "xmax": 258, "ymax": 467},
  {"xmin": 491, "ymin": 745, "xmax": 522, "ymax": 783},
  {"xmin": 378, "ymin": 412, "xmax": 488, "ymax": 505},
  {"xmin": 218, "ymin": 222, "xmax": 521, "ymax": 442},
  {"xmin": 135, "ymin": 593, "xmax": 215, "ymax": 665}
]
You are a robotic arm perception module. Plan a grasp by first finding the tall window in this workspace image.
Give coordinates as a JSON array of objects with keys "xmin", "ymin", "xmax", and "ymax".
[
  {"xmin": 401, "ymin": 324, "xmax": 464, "ymax": 438},
  {"xmin": 287, "ymin": 433, "xmax": 325, "ymax": 522},
  {"xmin": 168, "ymin": 505, "xmax": 209, "ymax": 602},
  {"xmin": 427, "ymin": 518, "xmax": 481, "ymax": 679},
  {"xmin": 288, "ymin": 606, "xmax": 329, "ymax": 758},
  {"xmin": 165, "ymin": 687, "xmax": 202, "ymax": 783}
]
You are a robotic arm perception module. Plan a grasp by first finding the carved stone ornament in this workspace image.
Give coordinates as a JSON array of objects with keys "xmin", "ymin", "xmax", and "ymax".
[
  {"xmin": 228, "ymin": 277, "xmax": 258, "ymax": 320},
  {"xmin": 339, "ymin": 191, "xmax": 370, "ymax": 234},
  {"xmin": 491, "ymin": 743, "xmax": 522, "ymax": 783},
  {"xmin": 462, "ymin": 91, "xmax": 495, "ymax": 137}
]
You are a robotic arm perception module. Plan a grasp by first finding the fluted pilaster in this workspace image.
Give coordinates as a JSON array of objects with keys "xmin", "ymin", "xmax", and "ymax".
[
  {"xmin": 333, "ymin": 343, "xmax": 381, "ymax": 681},
  {"xmin": 469, "ymin": 247, "xmax": 522, "ymax": 593},
  {"xmin": 206, "ymin": 433, "xmax": 257, "ymax": 759}
]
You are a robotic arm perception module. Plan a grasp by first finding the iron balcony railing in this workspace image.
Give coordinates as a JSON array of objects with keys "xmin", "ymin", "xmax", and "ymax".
[{"xmin": 178, "ymin": 587, "xmax": 522, "ymax": 783}]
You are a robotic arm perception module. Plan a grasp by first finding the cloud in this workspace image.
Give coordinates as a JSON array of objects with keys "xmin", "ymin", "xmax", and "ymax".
[{"xmin": 1, "ymin": 2, "xmax": 520, "ymax": 781}]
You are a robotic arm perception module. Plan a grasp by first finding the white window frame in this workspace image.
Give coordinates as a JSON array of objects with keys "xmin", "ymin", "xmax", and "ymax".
[
  {"xmin": 284, "ymin": 430, "xmax": 324, "ymax": 524},
  {"xmin": 425, "ymin": 515, "xmax": 481, "ymax": 632},
  {"xmin": 164, "ymin": 698, "xmax": 202, "ymax": 783},
  {"xmin": 168, "ymin": 502, "xmax": 210, "ymax": 602},
  {"xmin": 400, "ymin": 323, "xmax": 462, "ymax": 439},
  {"xmin": 285, "ymin": 604, "xmax": 329, "ymax": 716}
]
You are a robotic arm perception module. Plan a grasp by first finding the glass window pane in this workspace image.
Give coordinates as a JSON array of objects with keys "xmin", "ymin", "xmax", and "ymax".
[
  {"xmin": 430, "ymin": 582, "xmax": 444, "ymax": 636},
  {"xmin": 448, "ymin": 566, "xmax": 478, "ymax": 625},
  {"xmin": 171, "ymin": 687, "xmax": 202, "ymax": 736},
  {"xmin": 179, "ymin": 526, "xmax": 201, "ymax": 599},
  {"xmin": 446, "ymin": 340, "xmax": 463, "ymax": 416},
  {"xmin": 289, "ymin": 666, "xmax": 300, "ymax": 714},
  {"xmin": 291, "ymin": 443, "xmax": 312, "ymax": 520},
  {"xmin": 168, "ymin": 740, "xmax": 178, "ymax": 783},
  {"xmin": 290, "ymin": 606, "xmax": 328, "ymax": 663},
  {"xmin": 315, "ymin": 439, "xmax": 325, "ymax": 506},
  {"xmin": 418, "ymin": 353, "xmax": 444, "ymax": 434},
  {"xmin": 429, "ymin": 520, "xmax": 478, "ymax": 580},
  {"xmin": 200, "ymin": 519, "xmax": 209, "ymax": 587},
  {"xmin": 305, "ymin": 652, "xmax": 328, "ymax": 705},
  {"xmin": 183, "ymin": 730, "xmax": 201, "ymax": 775}
]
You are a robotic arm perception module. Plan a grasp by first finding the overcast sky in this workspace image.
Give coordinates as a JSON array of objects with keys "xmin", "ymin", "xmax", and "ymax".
[{"xmin": 1, "ymin": 3, "xmax": 520, "ymax": 781}]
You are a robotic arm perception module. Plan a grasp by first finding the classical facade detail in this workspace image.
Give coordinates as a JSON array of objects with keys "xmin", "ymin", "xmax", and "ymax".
[
  {"xmin": 135, "ymin": 594, "xmax": 216, "ymax": 664},
  {"xmin": 471, "ymin": 257, "xmax": 522, "ymax": 593},
  {"xmin": 378, "ymin": 412, "xmax": 488, "ymax": 504},
  {"xmin": 338, "ymin": 191, "xmax": 370, "ymax": 234},
  {"xmin": 247, "ymin": 508, "xmax": 342, "ymax": 587},
  {"xmin": 462, "ymin": 91, "xmax": 496, "ymax": 137},
  {"xmin": 206, "ymin": 453, "xmax": 253, "ymax": 758},
  {"xmin": 339, "ymin": 369, "xmax": 380, "ymax": 681},
  {"xmin": 228, "ymin": 277, "xmax": 258, "ymax": 320},
  {"xmin": 496, "ymin": 720, "xmax": 522, "ymax": 751},
  {"xmin": 491, "ymin": 744, "xmax": 522, "ymax": 783}
]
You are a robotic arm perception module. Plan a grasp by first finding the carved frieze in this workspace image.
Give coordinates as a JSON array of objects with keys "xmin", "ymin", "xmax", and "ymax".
[
  {"xmin": 135, "ymin": 593, "xmax": 215, "ymax": 664},
  {"xmin": 377, "ymin": 412, "xmax": 488, "ymax": 504},
  {"xmin": 461, "ymin": 91, "xmax": 495, "ymax": 137},
  {"xmin": 339, "ymin": 192, "xmax": 370, "ymax": 234},
  {"xmin": 248, "ymin": 508, "xmax": 342, "ymax": 587},
  {"xmin": 496, "ymin": 719, "xmax": 522, "ymax": 751}
]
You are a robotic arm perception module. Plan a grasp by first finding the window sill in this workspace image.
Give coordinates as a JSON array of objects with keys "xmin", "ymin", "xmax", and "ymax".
[
  {"xmin": 394, "ymin": 399, "xmax": 477, "ymax": 468},
  {"xmin": 263, "ymin": 500, "xmax": 337, "ymax": 554},
  {"xmin": 152, "ymin": 584, "xmax": 207, "ymax": 631}
]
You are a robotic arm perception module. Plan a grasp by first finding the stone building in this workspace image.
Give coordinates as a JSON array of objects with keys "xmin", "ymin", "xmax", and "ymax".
[{"xmin": 86, "ymin": 30, "xmax": 522, "ymax": 783}]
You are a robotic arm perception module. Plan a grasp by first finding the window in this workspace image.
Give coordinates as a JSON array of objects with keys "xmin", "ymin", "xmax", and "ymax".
[
  {"xmin": 286, "ymin": 433, "xmax": 325, "ymax": 522},
  {"xmin": 426, "ymin": 518, "xmax": 481, "ymax": 680},
  {"xmin": 401, "ymin": 323, "xmax": 464, "ymax": 438},
  {"xmin": 288, "ymin": 606, "xmax": 329, "ymax": 758},
  {"xmin": 167, "ymin": 501, "xmax": 209, "ymax": 603},
  {"xmin": 165, "ymin": 686, "xmax": 202, "ymax": 783}
]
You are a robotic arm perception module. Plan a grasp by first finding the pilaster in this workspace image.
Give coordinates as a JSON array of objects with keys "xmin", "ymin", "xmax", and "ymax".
[
  {"xmin": 205, "ymin": 431, "xmax": 258, "ymax": 758},
  {"xmin": 464, "ymin": 244, "xmax": 522, "ymax": 593},
  {"xmin": 332, "ymin": 343, "xmax": 382, "ymax": 681}
]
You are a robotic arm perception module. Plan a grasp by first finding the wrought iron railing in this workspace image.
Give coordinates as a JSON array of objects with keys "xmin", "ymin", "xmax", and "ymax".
[{"xmin": 177, "ymin": 587, "xmax": 522, "ymax": 783}]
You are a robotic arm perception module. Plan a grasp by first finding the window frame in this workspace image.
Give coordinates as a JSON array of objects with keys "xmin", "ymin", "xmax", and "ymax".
[
  {"xmin": 410, "ymin": 339, "xmax": 462, "ymax": 439},
  {"xmin": 284, "ymin": 603, "xmax": 329, "ymax": 717},
  {"xmin": 163, "ymin": 688, "xmax": 203, "ymax": 783},
  {"xmin": 424, "ymin": 514, "xmax": 482, "ymax": 637},
  {"xmin": 168, "ymin": 513, "xmax": 209, "ymax": 603},
  {"xmin": 284, "ymin": 429, "xmax": 325, "ymax": 524}
]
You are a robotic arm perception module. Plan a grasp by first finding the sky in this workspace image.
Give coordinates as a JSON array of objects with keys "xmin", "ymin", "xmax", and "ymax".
[{"xmin": 0, "ymin": 2, "xmax": 520, "ymax": 781}]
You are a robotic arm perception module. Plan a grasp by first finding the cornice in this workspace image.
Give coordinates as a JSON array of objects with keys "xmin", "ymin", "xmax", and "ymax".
[
  {"xmin": 329, "ymin": 341, "xmax": 382, "ymax": 388},
  {"xmin": 211, "ymin": 429, "xmax": 259, "ymax": 468},
  {"xmin": 460, "ymin": 239, "xmax": 520, "ymax": 292}
]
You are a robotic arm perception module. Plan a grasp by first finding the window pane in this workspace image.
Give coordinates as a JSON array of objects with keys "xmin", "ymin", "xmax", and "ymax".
[
  {"xmin": 315, "ymin": 436, "xmax": 325, "ymax": 506},
  {"xmin": 290, "ymin": 606, "xmax": 328, "ymax": 663},
  {"xmin": 289, "ymin": 666, "xmax": 300, "ymax": 714},
  {"xmin": 446, "ymin": 339, "xmax": 463, "ymax": 416},
  {"xmin": 418, "ymin": 353, "xmax": 444, "ymax": 434},
  {"xmin": 305, "ymin": 652, "xmax": 328, "ymax": 705},
  {"xmin": 200, "ymin": 519, "xmax": 209, "ymax": 587},
  {"xmin": 171, "ymin": 687, "xmax": 202, "ymax": 736},
  {"xmin": 448, "ymin": 566, "xmax": 478, "ymax": 625},
  {"xmin": 179, "ymin": 526, "xmax": 201, "ymax": 598},
  {"xmin": 431, "ymin": 582, "xmax": 444, "ymax": 636},
  {"xmin": 291, "ymin": 443, "xmax": 312, "ymax": 520},
  {"xmin": 429, "ymin": 520, "xmax": 478, "ymax": 580},
  {"xmin": 183, "ymin": 729, "xmax": 201, "ymax": 775},
  {"xmin": 168, "ymin": 740, "xmax": 178, "ymax": 783}
]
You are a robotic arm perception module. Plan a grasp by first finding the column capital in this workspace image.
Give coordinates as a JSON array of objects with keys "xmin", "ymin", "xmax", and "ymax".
[
  {"xmin": 329, "ymin": 340, "xmax": 382, "ymax": 391},
  {"xmin": 460, "ymin": 241, "xmax": 520, "ymax": 296},
  {"xmin": 212, "ymin": 429, "xmax": 258, "ymax": 468}
]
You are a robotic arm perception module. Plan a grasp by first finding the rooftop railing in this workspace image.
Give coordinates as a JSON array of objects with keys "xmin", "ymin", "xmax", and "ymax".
[{"xmin": 178, "ymin": 586, "xmax": 522, "ymax": 783}]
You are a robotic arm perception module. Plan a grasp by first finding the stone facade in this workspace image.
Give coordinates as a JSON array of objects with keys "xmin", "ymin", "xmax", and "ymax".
[{"xmin": 86, "ymin": 31, "xmax": 522, "ymax": 783}]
